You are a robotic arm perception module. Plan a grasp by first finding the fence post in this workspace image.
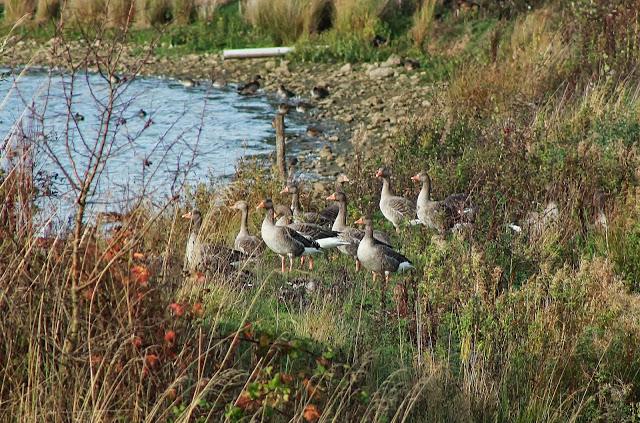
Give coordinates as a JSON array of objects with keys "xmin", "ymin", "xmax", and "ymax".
[{"xmin": 274, "ymin": 113, "xmax": 287, "ymax": 182}]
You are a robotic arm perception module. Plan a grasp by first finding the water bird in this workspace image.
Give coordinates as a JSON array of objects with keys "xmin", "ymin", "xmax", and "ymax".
[
  {"xmin": 372, "ymin": 34, "xmax": 387, "ymax": 47},
  {"xmin": 212, "ymin": 78, "xmax": 227, "ymax": 89},
  {"xmin": 311, "ymin": 85, "xmax": 330, "ymax": 99},
  {"xmin": 238, "ymin": 75, "xmax": 262, "ymax": 95},
  {"xmin": 410, "ymin": 171, "xmax": 474, "ymax": 232},
  {"xmin": 180, "ymin": 78, "xmax": 199, "ymax": 88},
  {"xmin": 355, "ymin": 216, "xmax": 413, "ymax": 306},
  {"xmin": 277, "ymin": 84, "xmax": 296, "ymax": 99},
  {"xmin": 327, "ymin": 191, "xmax": 392, "ymax": 271},
  {"xmin": 376, "ymin": 167, "xmax": 415, "ymax": 232},
  {"xmin": 278, "ymin": 103, "xmax": 290, "ymax": 115},
  {"xmin": 74, "ymin": 112, "xmax": 85, "ymax": 122},
  {"xmin": 403, "ymin": 58, "xmax": 420, "ymax": 71},
  {"xmin": 257, "ymin": 198, "xmax": 322, "ymax": 272},
  {"xmin": 138, "ymin": 109, "xmax": 147, "ymax": 118},
  {"xmin": 274, "ymin": 205, "xmax": 349, "ymax": 250},
  {"xmin": 281, "ymin": 184, "xmax": 332, "ymax": 227},
  {"xmin": 296, "ymin": 102, "xmax": 314, "ymax": 113},
  {"xmin": 109, "ymin": 74, "xmax": 121, "ymax": 84},
  {"xmin": 182, "ymin": 209, "xmax": 248, "ymax": 273},
  {"xmin": 231, "ymin": 201, "xmax": 265, "ymax": 257},
  {"xmin": 305, "ymin": 126, "xmax": 322, "ymax": 137},
  {"xmin": 318, "ymin": 174, "xmax": 350, "ymax": 222}
]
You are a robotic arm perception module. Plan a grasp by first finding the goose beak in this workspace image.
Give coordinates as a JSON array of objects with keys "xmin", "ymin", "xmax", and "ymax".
[
  {"xmin": 256, "ymin": 201, "xmax": 266, "ymax": 209},
  {"xmin": 354, "ymin": 217, "xmax": 365, "ymax": 225},
  {"xmin": 326, "ymin": 193, "xmax": 337, "ymax": 201},
  {"xmin": 411, "ymin": 174, "xmax": 420, "ymax": 182},
  {"xmin": 280, "ymin": 186, "xmax": 289, "ymax": 194},
  {"xmin": 375, "ymin": 169, "xmax": 383, "ymax": 178},
  {"xmin": 181, "ymin": 212, "xmax": 192, "ymax": 219}
]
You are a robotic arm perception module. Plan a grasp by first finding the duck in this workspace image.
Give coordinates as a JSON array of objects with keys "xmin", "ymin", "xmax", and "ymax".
[
  {"xmin": 257, "ymin": 198, "xmax": 322, "ymax": 272},
  {"xmin": 376, "ymin": 167, "xmax": 415, "ymax": 232},
  {"xmin": 238, "ymin": 75, "xmax": 262, "ymax": 95},
  {"xmin": 306, "ymin": 126, "xmax": 322, "ymax": 137},
  {"xmin": 311, "ymin": 86, "xmax": 329, "ymax": 99},
  {"xmin": 109, "ymin": 74, "xmax": 121, "ymax": 84},
  {"xmin": 278, "ymin": 103, "xmax": 290, "ymax": 115},
  {"xmin": 277, "ymin": 84, "xmax": 296, "ymax": 99},
  {"xmin": 212, "ymin": 78, "xmax": 227, "ymax": 89},
  {"xmin": 326, "ymin": 191, "xmax": 393, "ymax": 271},
  {"xmin": 281, "ymin": 183, "xmax": 332, "ymax": 227},
  {"xmin": 411, "ymin": 171, "xmax": 475, "ymax": 232},
  {"xmin": 318, "ymin": 174, "xmax": 350, "ymax": 222},
  {"xmin": 138, "ymin": 109, "xmax": 147, "ymax": 118},
  {"xmin": 74, "ymin": 112, "xmax": 85, "ymax": 122},
  {"xmin": 231, "ymin": 201, "xmax": 265, "ymax": 256},
  {"xmin": 355, "ymin": 216, "xmax": 413, "ymax": 306},
  {"xmin": 296, "ymin": 102, "xmax": 314, "ymax": 113},
  {"xmin": 403, "ymin": 58, "xmax": 420, "ymax": 71},
  {"xmin": 182, "ymin": 208, "xmax": 247, "ymax": 273},
  {"xmin": 180, "ymin": 78, "xmax": 199, "ymax": 88}
]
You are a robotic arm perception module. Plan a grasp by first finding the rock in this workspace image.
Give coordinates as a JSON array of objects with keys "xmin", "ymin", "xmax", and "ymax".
[
  {"xmin": 368, "ymin": 67, "xmax": 394, "ymax": 79},
  {"xmin": 328, "ymin": 135, "xmax": 339, "ymax": 142},
  {"xmin": 265, "ymin": 60, "xmax": 277, "ymax": 70},
  {"xmin": 382, "ymin": 54, "xmax": 402, "ymax": 68},
  {"xmin": 339, "ymin": 63, "xmax": 352, "ymax": 74},
  {"xmin": 313, "ymin": 182, "xmax": 326, "ymax": 193},
  {"xmin": 319, "ymin": 145, "xmax": 334, "ymax": 160},
  {"xmin": 343, "ymin": 114, "xmax": 354, "ymax": 123}
]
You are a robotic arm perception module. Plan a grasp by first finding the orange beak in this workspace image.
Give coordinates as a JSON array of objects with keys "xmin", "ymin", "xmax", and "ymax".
[
  {"xmin": 340, "ymin": 175, "xmax": 350, "ymax": 182},
  {"xmin": 181, "ymin": 212, "xmax": 192, "ymax": 219},
  {"xmin": 354, "ymin": 217, "xmax": 365, "ymax": 225},
  {"xmin": 326, "ymin": 193, "xmax": 337, "ymax": 201},
  {"xmin": 256, "ymin": 201, "xmax": 266, "ymax": 209},
  {"xmin": 280, "ymin": 186, "xmax": 290, "ymax": 194},
  {"xmin": 375, "ymin": 169, "xmax": 383, "ymax": 178},
  {"xmin": 411, "ymin": 174, "xmax": 420, "ymax": 182}
]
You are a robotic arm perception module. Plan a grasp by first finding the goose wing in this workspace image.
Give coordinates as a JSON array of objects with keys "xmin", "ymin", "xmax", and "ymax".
[
  {"xmin": 282, "ymin": 225, "xmax": 320, "ymax": 249},
  {"xmin": 289, "ymin": 222, "xmax": 340, "ymax": 240},
  {"xmin": 388, "ymin": 195, "xmax": 416, "ymax": 218},
  {"xmin": 236, "ymin": 235, "xmax": 264, "ymax": 256}
]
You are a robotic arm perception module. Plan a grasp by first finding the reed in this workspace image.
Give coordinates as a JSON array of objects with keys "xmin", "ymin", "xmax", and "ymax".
[
  {"xmin": 134, "ymin": 0, "xmax": 172, "ymax": 26},
  {"xmin": 35, "ymin": 0, "xmax": 61, "ymax": 22},
  {"xmin": 410, "ymin": 0, "xmax": 436, "ymax": 50},
  {"xmin": 107, "ymin": 0, "xmax": 135, "ymax": 27},
  {"xmin": 65, "ymin": 0, "xmax": 107, "ymax": 24},
  {"xmin": 172, "ymin": 0, "xmax": 195, "ymax": 24},
  {"xmin": 4, "ymin": 0, "xmax": 37, "ymax": 23}
]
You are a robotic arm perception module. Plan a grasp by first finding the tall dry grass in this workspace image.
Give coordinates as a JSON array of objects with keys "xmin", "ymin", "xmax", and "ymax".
[
  {"xmin": 242, "ymin": 0, "xmax": 306, "ymax": 44},
  {"xmin": 65, "ymin": 0, "xmax": 107, "ymax": 24},
  {"xmin": 410, "ymin": 0, "xmax": 436, "ymax": 49},
  {"xmin": 35, "ymin": 0, "xmax": 61, "ymax": 21},
  {"xmin": 333, "ymin": 0, "xmax": 389, "ymax": 35},
  {"xmin": 4, "ymin": 0, "xmax": 37, "ymax": 22},
  {"xmin": 172, "ymin": 0, "xmax": 195, "ymax": 24},
  {"xmin": 134, "ymin": 0, "xmax": 172, "ymax": 26},
  {"xmin": 107, "ymin": 0, "xmax": 135, "ymax": 27}
]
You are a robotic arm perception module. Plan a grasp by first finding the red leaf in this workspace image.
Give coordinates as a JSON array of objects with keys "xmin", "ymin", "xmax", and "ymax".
[
  {"xmin": 169, "ymin": 303, "xmax": 185, "ymax": 317},
  {"xmin": 164, "ymin": 330, "xmax": 176, "ymax": 344},
  {"xmin": 303, "ymin": 404, "xmax": 321, "ymax": 422}
]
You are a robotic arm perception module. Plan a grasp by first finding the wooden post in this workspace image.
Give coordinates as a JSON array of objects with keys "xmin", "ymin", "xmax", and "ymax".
[{"xmin": 274, "ymin": 113, "xmax": 287, "ymax": 182}]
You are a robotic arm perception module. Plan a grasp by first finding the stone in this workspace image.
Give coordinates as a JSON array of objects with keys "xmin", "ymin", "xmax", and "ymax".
[
  {"xmin": 313, "ymin": 182, "xmax": 326, "ymax": 193},
  {"xmin": 339, "ymin": 63, "xmax": 353, "ymax": 74},
  {"xmin": 382, "ymin": 54, "xmax": 402, "ymax": 68},
  {"xmin": 264, "ymin": 60, "xmax": 276, "ymax": 70},
  {"xmin": 368, "ymin": 67, "xmax": 394, "ymax": 79}
]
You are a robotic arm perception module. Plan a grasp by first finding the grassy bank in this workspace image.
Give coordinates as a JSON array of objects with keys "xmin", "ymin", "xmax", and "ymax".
[{"xmin": 2, "ymin": 0, "xmax": 640, "ymax": 421}]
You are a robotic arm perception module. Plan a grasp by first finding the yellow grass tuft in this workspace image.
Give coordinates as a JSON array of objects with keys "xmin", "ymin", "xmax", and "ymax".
[
  {"xmin": 410, "ymin": 0, "xmax": 437, "ymax": 50},
  {"xmin": 4, "ymin": 0, "xmax": 37, "ymax": 23},
  {"xmin": 35, "ymin": 0, "xmax": 61, "ymax": 22},
  {"xmin": 134, "ymin": 0, "xmax": 172, "ymax": 26}
]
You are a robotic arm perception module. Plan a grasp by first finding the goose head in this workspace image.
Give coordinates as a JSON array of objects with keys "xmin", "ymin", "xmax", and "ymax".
[
  {"xmin": 326, "ymin": 191, "xmax": 347, "ymax": 203},
  {"xmin": 182, "ymin": 208, "xmax": 203, "ymax": 231},
  {"xmin": 231, "ymin": 200, "xmax": 248, "ymax": 212},
  {"xmin": 256, "ymin": 198, "xmax": 274, "ymax": 211},
  {"xmin": 375, "ymin": 167, "xmax": 391, "ymax": 179},
  {"xmin": 411, "ymin": 171, "xmax": 429, "ymax": 183}
]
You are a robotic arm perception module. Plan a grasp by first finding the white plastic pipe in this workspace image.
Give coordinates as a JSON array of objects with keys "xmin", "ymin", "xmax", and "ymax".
[{"xmin": 222, "ymin": 47, "xmax": 295, "ymax": 59}]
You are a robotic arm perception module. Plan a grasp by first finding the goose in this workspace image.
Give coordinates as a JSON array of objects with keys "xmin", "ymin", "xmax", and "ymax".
[
  {"xmin": 238, "ymin": 75, "xmax": 262, "ymax": 95},
  {"xmin": 231, "ymin": 201, "xmax": 265, "ymax": 256},
  {"xmin": 182, "ymin": 209, "xmax": 247, "ymax": 273},
  {"xmin": 257, "ymin": 198, "xmax": 322, "ymax": 272},
  {"xmin": 355, "ymin": 216, "xmax": 413, "ymax": 305},
  {"xmin": 318, "ymin": 174, "xmax": 350, "ymax": 222},
  {"xmin": 411, "ymin": 171, "xmax": 475, "ymax": 232},
  {"xmin": 137, "ymin": 109, "xmax": 147, "ymax": 118},
  {"xmin": 376, "ymin": 167, "xmax": 415, "ymax": 232},
  {"xmin": 326, "ymin": 191, "xmax": 393, "ymax": 271},
  {"xmin": 180, "ymin": 78, "xmax": 199, "ymax": 88},
  {"xmin": 273, "ymin": 205, "xmax": 349, "ymax": 250},
  {"xmin": 281, "ymin": 184, "xmax": 332, "ymax": 227},
  {"xmin": 277, "ymin": 84, "xmax": 296, "ymax": 99},
  {"xmin": 212, "ymin": 78, "xmax": 227, "ymax": 89},
  {"xmin": 311, "ymin": 86, "xmax": 329, "ymax": 99},
  {"xmin": 287, "ymin": 157, "xmax": 299, "ymax": 186}
]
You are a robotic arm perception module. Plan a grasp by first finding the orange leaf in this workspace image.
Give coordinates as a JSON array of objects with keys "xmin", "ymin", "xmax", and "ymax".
[
  {"xmin": 133, "ymin": 252, "xmax": 145, "ymax": 260},
  {"xmin": 303, "ymin": 404, "xmax": 321, "ymax": 422},
  {"xmin": 195, "ymin": 272, "xmax": 206, "ymax": 283},
  {"xmin": 192, "ymin": 302, "xmax": 203, "ymax": 317},
  {"xmin": 131, "ymin": 265, "xmax": 150, "ymax": 286},
  {"xmin": 169, "ymin": 303, "xmax": 185, "ymax": 317},
  {"xmin": 89, "ymin": 354, "xmax": 103, "ymax": 366},
  {"xmin": 145, "ymin": 353, "xmax": 159, "ymax": 369},
  {"xmin": 132, "ymin": 336, "xmax": 143, "ymax": 349},
  {"xmin": 164, "ymin": 330, "xmax": 176, "ymax": 344}
]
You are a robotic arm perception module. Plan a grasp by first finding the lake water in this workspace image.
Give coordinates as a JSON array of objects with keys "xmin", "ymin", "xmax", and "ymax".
[{"xmin": 0, "ymin": 69, "xmax": 320, "ymax": 232}]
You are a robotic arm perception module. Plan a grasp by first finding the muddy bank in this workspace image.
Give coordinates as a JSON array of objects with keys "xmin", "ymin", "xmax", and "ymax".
[{"xmin": 2, "ymin": 38, "xmax": 433, "ymax": 192}]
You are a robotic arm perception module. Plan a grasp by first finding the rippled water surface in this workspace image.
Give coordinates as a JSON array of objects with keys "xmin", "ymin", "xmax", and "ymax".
[{"xmin": 0, "ymin": 69, "xmax": 316, "ymax": 229}]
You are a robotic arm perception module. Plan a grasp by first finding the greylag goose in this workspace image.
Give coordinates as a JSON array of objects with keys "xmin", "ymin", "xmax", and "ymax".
[
  {"xmin": 311, "ymin": 86, "xmax": 330, "ymax": 99},
  {"xmin": 278, "ymin": 103, "xmax": 290, "ymax": 115},
  {"xmin": 411, "ymin": 171, "xmax": 475, "ymax": 232},
  {"xmin": 231, "ymin": 201, "xmax": 265, "ymax": 256},
  {"xmin": 326, "ymin": 191, "xmax": 392, "ymax": 271},
  {"xmin": 376, "ymin": 167, "xmax": 415, "ymax": 232},
  {"xmin": 355, "ymin": 216, "xmax": 413, "ymax": 305},
  {"xmin": 257, "ymin": 199, "xmax": 322, "ymax": 272},
  {"xmin": 319, "ymin": 174, "xmax": 350, "ymax": 222},
  {"xmin": 212, "ymin": 78, "xmax": 227, "ymax": 89},
  {"xmin": 287, "ymin": 157, "xmax": 299, "ymax": 186},
  {"xmin": 277, "ymin": 84, "xmax": 296, "ymax": 99},
  {"xmin": 238, "ymin": 75, "xmax": 262, "ymax": 95},
  {"xmin": 180, "ymin": 78, "xmax": 199, "ymax": 88},
  {"xmin": 295, "ymin": 102, "xmax": 314, "ymax": 113},
  {"xmin": 273, "ymin": 205, "xmax": 348, "ymax": 250},
  {"xmin": 281, "ymin": 184, "xmax": 332, "ymax": 227},
  {"xmin": 182, "ymin": 209, "xmax": 247, "ymax": 273}
]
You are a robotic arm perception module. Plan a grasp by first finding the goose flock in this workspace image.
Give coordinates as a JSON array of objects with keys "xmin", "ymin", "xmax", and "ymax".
[{"xmin": 182, "ymin": 166, "xmax": 475, "ymax": 303}]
